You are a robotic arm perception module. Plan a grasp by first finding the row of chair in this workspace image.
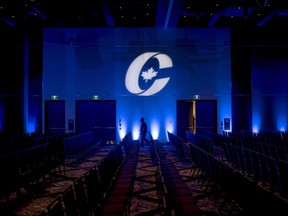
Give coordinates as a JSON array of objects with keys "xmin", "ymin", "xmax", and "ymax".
[
  {"xmin": 189, "ymin": 142, "xmax": 252, "ymax": 208},
  {"xmin": 121, "ymin": 132, "xmax": 139, "ymax": 156},
  {"xmin": 200, "ymin": 130, "xmax": 288, "ymax": 197},
  {"xmin": 222, "ymin": 141, "xmax": 288, "ymax": 197},
  {"xmin": 169, "ymin": 130, "xmax": 288, "ymax": 215},
  {"xmin": 241, "ymin": 130, "xmax": 288, "ymax": 147},
  {"xmin": 100, "ymin": 156, "xmax": 137, "ymax": 215},
  {"xmin": 150, "ymin": 143, "xmax": 205, "ymax": 216},
  {"xmin": 0, "ymin": 130, "xmax": 105, "ymax": 200},
  {"xmin": 63, "ymin": 130, "xmax": 103, "ymax": 164},
  {"xmin": 0, "ymin": 132, "xmax": 72, "ymax": 157},
  {"xmin": 189, "ymin": 140, "xmax": 288, "ymax": 215},
  {"xmin": 167, "ymin": 131, "xmax": 186, "ymax": 157},
  {"xmin": 0, "ymin": 140, "xmax": 65, "ymax": 199},
  {"xmin": 40, "ymin": 143, "xmax": 137, "ymax": 216},
  {"xmin": 185, "ymin": 130, "xmax": 288, "ymax": 197},
  {"xmin": 212, "ymin": 131, "xmax": 288, "ymax": 160}
]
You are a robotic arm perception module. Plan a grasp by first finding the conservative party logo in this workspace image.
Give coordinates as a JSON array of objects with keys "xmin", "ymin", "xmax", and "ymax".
[{"xmin": 125, "ymin": 52, "xmax": 173, "ymax": 96}]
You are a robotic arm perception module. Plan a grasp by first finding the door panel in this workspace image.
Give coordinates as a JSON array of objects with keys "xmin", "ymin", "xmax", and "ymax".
[
  {"xmin": 195, "ymin": 100, "xmax": 217, "ymax": 135},
  {"xmin": 45, "ymin": 100, "xmax": 65, "ymax": 134},
  {"xmin": 76, "ymin": 100, "xmax": 116, "ymax": 142},
  {"xmin": 176, "ymin": 101, "xmax": 194, "ymax": 141},
  {"xmin": 177, "ymin": 100, "xmax": 217, "ymax": 140}
]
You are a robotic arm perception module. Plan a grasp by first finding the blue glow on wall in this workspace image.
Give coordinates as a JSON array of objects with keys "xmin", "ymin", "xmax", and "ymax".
[
  {"xmin": 132, "ymin": 121, "xmax": 141, "ymax": 141},
  {"xmin": 150, "ymin": 119, "xmax": 160, "ymax": 140},
  {"xmin": 252, "ymin": 52, "xmax": 288, "ymax": 133},
  {"xmin": 118, "ymin": 118, "xmax": 127, "ymax": 140},
  {"xmin": 275, "ymin": 97, "xmax": 287, "ymax": 132},
  {"xmin": 252, "ymin": 125, "xmax": 259, "ymax": 134},
  {"xmin": 43, "ymin": 28, "xmax": 231, "ymax": 142},
  {"xmin": 27, "ymin": 117, "xmax": 37, "ymax": 133},
  {"xmin": 252, "ymin": 95, "xmax": 262, "ymax": 132}
]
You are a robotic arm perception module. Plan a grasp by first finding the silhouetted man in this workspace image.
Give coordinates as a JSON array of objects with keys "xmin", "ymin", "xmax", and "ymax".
[{"xmin": 140, "ymin": 117, "xmax": 150, "ymax": 146}]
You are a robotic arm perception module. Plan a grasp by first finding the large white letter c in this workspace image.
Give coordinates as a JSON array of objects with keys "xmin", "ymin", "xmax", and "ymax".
[{"xmin": 125, "ymin": 52, "xmax": 172, "ymax": 96}]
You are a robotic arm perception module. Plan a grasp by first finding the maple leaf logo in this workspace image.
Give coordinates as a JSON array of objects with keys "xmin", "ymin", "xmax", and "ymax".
[{"xmin": 141, "ymin": 67, "xmax": 158, "ymax": 82}]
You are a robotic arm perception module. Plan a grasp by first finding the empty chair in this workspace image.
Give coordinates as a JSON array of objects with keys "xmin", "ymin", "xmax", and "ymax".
[
  {"xmin": 255, "ymin": 152, "xmax": 281, "ymax": 192},
  {"xmin": 242, "ymin": 147, "xmax": 255, "ymax": 179},
  {"xmin": 46, "ymin": 195, "xmax": 65, "ymax": 216},
  {"xmin": 172, "ymin": 202, "xmax": 204, "ymax": 216},
  {"xmin": 84, "ymin": 166, "xmax": 104, "ymax": 214},
  {"xmin": 73, "ymin": 177, "xmax": 90, "ymax": 216},
  {"xmin": 100, "ymin": 202, "xmax": 128, "ymax": 215},
  {"xmin": 97, "ymin": 156, "xmax": 114, "ymax": 191},
  {"xmin": 266, "ymin": 156, "xmax": 281, "ymax": 192},
  {"xmin": 278, "ymin": 159, "xmax": 288, "ymax": 198},
  {"xmin": 277, "ymin": 146, "xmax": 288, "ymax": 162},
  {"xmin": 99, "ymin": 158, "xmax": 136, "ymax": 216},
  {"xmin": 62, "ymin": 185, "xmax": 79, "ymax": 216}
]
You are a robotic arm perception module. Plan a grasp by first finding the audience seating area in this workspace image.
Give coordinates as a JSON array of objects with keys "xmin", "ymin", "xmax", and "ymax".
[
  {"xmin": 1, "ymin": 129, "xmax": 288, "ymax": 215},
  {"xmin": 39, "ymin": 144, "xmax": 137, "ymax": 216},
  {"xmin": 0, "ymin": 132, "xmax": 68, "ymax": 199},
  {"xmin": 168, "ymin": 130, "xmax": 288, "ymax": 215},
  {"xmin": 63, "ymin": 131, "xmax": 103, "ymax": 165},
  {"xmin": 0, "ymin": 131, "xmax": 137, "ymax": 215},
  {"xmin": 151, "ymin": 142, "xmax": 205, "ymax": 216}
]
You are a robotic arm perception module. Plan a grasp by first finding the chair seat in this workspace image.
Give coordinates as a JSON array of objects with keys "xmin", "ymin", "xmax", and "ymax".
[
  {"xmin": 106, "ymin": 195, "xmax": 128, "ymax": 203},
  {"xmin": 165, "ymin": 182, "xmax": 189, "ymax": 190},
  {"xmin": 101, "ymin": 203, "xmax": 126, "ymax": 215},
  {"xmin": 174, "ymin": 203, "xmax": 203, "ymax": 215},
  {"xmin": 113, "ymin": 182, "xmax": 131, "ymax": 189},
  {"xmin": 170, "ymin": 195, "xmax": 197, "ymax": 204},
  {"xmin": 111, "ymin": 187, "xmax": 131, "ymax": 195},
  {"xmin": 168, "ymin": 188, "xmax": 192, "ymax": 196}
]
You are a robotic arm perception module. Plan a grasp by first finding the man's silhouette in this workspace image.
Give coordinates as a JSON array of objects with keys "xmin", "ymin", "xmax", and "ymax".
[{"xmin": 140, "ymin": 117, "xmax": 150, "ymax": 146}]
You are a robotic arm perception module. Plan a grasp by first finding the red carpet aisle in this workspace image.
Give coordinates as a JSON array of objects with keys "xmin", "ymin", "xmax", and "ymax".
[
  {"xmin": 129, "ymin": 144, "xmax": 245, "ymax": 216},
  {"xmin": 130, "ymin": 146, "xmax": 160, "ymax": 215},
  {"xmin": 162, "ymin": 144, "xmax": 245, "ymax": 216}
]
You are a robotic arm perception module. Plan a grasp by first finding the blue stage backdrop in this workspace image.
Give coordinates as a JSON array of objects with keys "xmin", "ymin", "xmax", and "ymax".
[
  {"xmin": 252, "ymin": 50, "xmax": 288, "ymax": 133},
  {"xmin": 43, "ymin": 28, "xmax": 231, "ymax": 142}
]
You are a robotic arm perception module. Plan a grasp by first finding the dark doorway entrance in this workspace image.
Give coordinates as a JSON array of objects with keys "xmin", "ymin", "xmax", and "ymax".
[
  {"xmin": 44, "ymin": 100, "xmax": 65, "ymax": 134},
  {"xmin": 76, "ymin": 100, "xmax": 116, "ymax": 143},
  {"xmin": 177, "ymin": 100, "xmax": 217, "ymax": 141}
]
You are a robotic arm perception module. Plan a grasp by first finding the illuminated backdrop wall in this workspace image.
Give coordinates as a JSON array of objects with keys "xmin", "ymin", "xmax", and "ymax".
[
  {"xmin": 252, "ymin": 49, "xmax": 288, "ymax": 133},
  {"xmin": 43, "ymin": 28, "xmax": 231, "ymax": 142}
]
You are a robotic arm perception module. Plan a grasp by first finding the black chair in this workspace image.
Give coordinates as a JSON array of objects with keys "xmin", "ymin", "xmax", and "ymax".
[
  {"xmin": 242, "ymin": 147, "xmax": 256, "ymax": 179},
  {"xmin": 73, "ymin": 177, "xmax": 90, "ymax": 216},
  {"xmin": 83, "ymin": 166, "xmax": 104, "ymax": 214},
  {"xmin": 97, "ymin": 156, "xmax": 113, "ymax": 192},
  {"xmin": 278, "ymin": 159, "xmax": 288, "ymax": 198},
  {"xmin": 62, "ymin": 185, "xmax": 78, "ymax": 216},
  {"xmin": 46, "ymin": 195, "xmax": 65, "ymax": 216}
]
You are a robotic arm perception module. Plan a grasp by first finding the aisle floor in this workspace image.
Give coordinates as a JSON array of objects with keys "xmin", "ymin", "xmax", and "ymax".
[{"xmin": 130, "ymin": 144, "xmax": 245, "ymax": 216}]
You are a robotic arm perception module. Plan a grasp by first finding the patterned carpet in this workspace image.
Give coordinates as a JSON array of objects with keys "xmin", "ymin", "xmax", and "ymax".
[
  {"xmin": 1, "ymin": 143, "xmax": 247, "ymax": 216},
  {"xmin": 130, "ymin": 144, "xmax": 245, "ymax": 216}
]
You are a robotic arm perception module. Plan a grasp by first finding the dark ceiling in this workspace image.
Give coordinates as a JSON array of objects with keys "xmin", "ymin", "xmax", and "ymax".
[{"xmin": 1, "ymin": 0, "xmax": 288, "ymax": 28}]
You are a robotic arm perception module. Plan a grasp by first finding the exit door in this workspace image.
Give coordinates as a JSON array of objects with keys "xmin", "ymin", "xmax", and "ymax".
[
  {"xmin": 44, "ymin": 100, "xmax": 65, "ymax": 134},
  {"xmin": 176, "ymin": 100, "xmax": 217, "ymax": 141},
  {"xmin": 76, "ymin": 100, "xmax": 116, "ymax": 143}
]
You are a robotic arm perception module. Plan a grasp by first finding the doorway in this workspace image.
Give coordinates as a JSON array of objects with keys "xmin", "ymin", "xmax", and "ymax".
[
  {"xmin": 176, "ymin": 100, "xmax": 217, "ymax": 141},
  {"xmin": 44, "ymin": 100, "xmax": 65, "ymax": 134},
  {"xmin": 75, "ymin": 100, "xmax": 116, "ymax": 142}
]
